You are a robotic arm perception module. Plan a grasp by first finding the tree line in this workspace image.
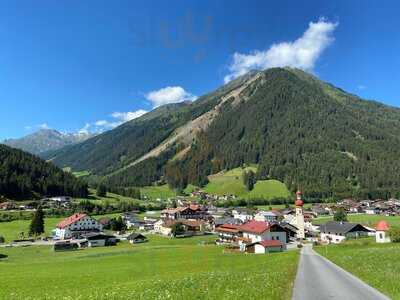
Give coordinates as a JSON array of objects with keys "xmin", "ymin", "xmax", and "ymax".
[{"xmin": 0, "ymin": 145, "xmax": 88, "ymax": 200}]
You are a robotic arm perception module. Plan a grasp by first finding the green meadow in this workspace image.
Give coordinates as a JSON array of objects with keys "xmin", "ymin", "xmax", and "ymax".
[
  {"xmin": 0, "ymin": 235, "xmax": 299, "ymax": 300},
  {"xmin": 313, "ymin": 214, "xmax": 400, "ymax": 227},
  {"xmin": 315, "ymin": 239, "xmax": 400, "ymax": 299},
  {"xmin": 0, "ymin": 214, "xmax": 121, "ymax": 242},
  {"xmin": 203, "ymin": 166, "xmax": 291, "ymax": 199}
]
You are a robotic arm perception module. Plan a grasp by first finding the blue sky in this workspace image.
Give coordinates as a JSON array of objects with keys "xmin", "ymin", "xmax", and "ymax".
[{"xmin": 1, "ymin": 0, "xmax": 399, "ymax": 140}]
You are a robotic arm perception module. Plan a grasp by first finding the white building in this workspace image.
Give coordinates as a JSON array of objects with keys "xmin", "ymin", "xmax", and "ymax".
[
  {"xmin": 54, "ymin": 213, "xmax": 103, "ymax": 239},
  {"xmin": 239, "ymin": 220, "xmax": 287, "ymax": 244},
  {"xmin": 319, "ymin": 221, "xmax": 370, "ymax": 244},
  {"xmin": 254, "ymin": 211, "xmax": 279, "ymax": 222},
  {"xmin": 232, "ymin": 208, "xmax": 254, "ymax": 222},
  {"xmin": 375, "ymin": 220, "xmax": 391, "ymax": 243}
]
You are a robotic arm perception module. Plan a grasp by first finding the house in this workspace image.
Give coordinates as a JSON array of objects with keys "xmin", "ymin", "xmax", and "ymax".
[
  {"xmin": 154, "ymin": 219, "xmax": 173, "ymax": 236},
  {"xmin": 215, "ymin": 224, "xmax": 241, "ymax": 244},
  {"xmin": 232, "ymin": 208, "xmax": 254, "ymax": 222},
  {"xmin": 375, "ymin": 220, "xmax": 390, "ymax": 243},
  {"xmin": 254, "ymin": 211, "xmax": 279, "ymax": 222},
  {"xmin": 245, "ymin": 240, "xmax": 284, "ymax": 254},
  {"xmin": 154, "ymin": 219, "xmax": 206, "ymax": 237},
  {"xmin": 50, "ymin": 196, "xmax": 72, "ymax": 203},
  {"xmin": 365, "ymin": 207, "xmax": 380, "ymax": 215},
  {"xmin": 0, "ymin": 201, "xmax": 16, "ymax": 210},
  {"xmin": 139, "ymin": 217, "xmax": 158, "ymax": 231},
  {"xmin": 53, "ymin": 213, "xmax": 103, "ymax": 239},
  {"xmin": 97, "ymin": 217, "xmax": 111, "ymax": 228},
  {"xmin": 239, "ymin": 220, "xmax": 288, "ymax": 244},
  {"xmin": 214, "ymin": 217, "xmax": 242, "ymax": 229},
  {"xmin": 127, "ymin": 233, "xmax": 148, "ymax": 244},
  {"xmin": 53, "ymin": 240, "xmax": 79, "ymax": 252},
  {"xmin": 81, "ymin": 233, "xmax": 117, "ymax": 247},
  {"xmin": 161, "ymin": 205, "xmax": 208, "ymax": 220},
  {"xmin": 125, "ymin": 215, "xmax": 144, "ymax": 229},
  {"xmin": 319, "ymin": 221, "xmax": 370, "ymax": 244}
]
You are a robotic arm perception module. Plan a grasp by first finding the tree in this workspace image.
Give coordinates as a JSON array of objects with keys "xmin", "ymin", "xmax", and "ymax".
[
  {"xmin": 96, "ymin": 183, "xmax": 107, "ymax": 197},
  {"xmin": 29, "ymin": 206, "xmax": 45, "ymax": 236},
  {"xmin": 171, "ymin": 222, "xmax": 185, "ymax": 237},
  {"xmin": 333, "ymin": 209, "xmax": 348, "ymax": 222},
  {"xmin": 243, "ymin": 170, "xmax": 256, "ymax": 191},
  {"xmin": 389, "ymin": 226, "xmax": 400, "ymax": 243},
  {"xmin": 110, "ymin": 217, "xmax": 126, "ymax": 232}
]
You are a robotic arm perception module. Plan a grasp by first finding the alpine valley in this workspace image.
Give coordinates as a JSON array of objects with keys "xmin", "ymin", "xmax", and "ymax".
[{"xmin": 41, "ymin": 68, "xmax": 400, "ymax": 199}]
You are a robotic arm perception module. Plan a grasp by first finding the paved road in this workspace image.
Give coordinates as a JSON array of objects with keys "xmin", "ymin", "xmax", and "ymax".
[{"xmin": 292, "ymin": 244, "xmax": 390, "ymax": 300}]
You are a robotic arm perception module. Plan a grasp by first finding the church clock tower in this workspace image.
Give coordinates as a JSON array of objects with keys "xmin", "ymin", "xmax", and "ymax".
[{"xmin": 295, "ymin": 190, "xmax": 305, "ymax": 240}]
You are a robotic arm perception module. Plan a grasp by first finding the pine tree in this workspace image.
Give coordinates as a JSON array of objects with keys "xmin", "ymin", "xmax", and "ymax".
[
  {"xmin": 96, "ymin": 183, "xmax": 107, "ymax": 197},
  {"xmin": 29, "ymin": 206, "xmax": 45, "ymax": 236}
]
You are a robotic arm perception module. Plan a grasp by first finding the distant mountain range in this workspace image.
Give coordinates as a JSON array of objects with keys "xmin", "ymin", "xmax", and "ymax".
[
  {"xmin": 2, "ymin": 129, "xmax": 93, "ymax": 155},
  {"xmin": 41, "ymin": 68, "xmax": 400, "ymax": 199}
]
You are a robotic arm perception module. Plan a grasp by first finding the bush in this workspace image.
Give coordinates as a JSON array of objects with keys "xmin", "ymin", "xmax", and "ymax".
[
  {"xmin": 389, "ymin": 226, "xmax": 400, "ymax": 243},
  {"xmin": 0, "ymin": 235, "xmax": 4, "ymax": 243}
]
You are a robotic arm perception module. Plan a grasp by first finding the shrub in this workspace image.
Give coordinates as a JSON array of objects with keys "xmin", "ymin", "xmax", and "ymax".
[
  {"xmin": 0, "ymin": 235, "xmax": 4, "ymax": 243},
  {"xmin": 389, "ymin": 226, "xmax": 400, "ymax": 243}
]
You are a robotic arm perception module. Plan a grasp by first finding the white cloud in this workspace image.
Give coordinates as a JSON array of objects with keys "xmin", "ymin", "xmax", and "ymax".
[
  {"xmin": 145, "ymin": 86, "xmax": 197, "ymax": 107},
  {"xmin": 78, "ymin": 123, "xmax": 91, "ymax": 134},
  {"xmin": 83, "ymin": 109, "xmax": 148, "ymax": 133},
  {"xmin": 224, "ymin": 18, "xmax": 338, "ymax": 83},
  {"xmin": 111, "ymin": 109, "xmax": 148, "ymax": 122},
  {"xmin": 357, "ymin": 85, "xmax": 366, "ymax": 91},
  {"xmin": 38, "ymin": 123, "xmax": 50, "ymax": 130}
]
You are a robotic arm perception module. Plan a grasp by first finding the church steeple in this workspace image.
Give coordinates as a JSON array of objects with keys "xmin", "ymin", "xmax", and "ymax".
[{"xmin": 294, "ymin": 190, "xmax": 305, "ymax": 240}]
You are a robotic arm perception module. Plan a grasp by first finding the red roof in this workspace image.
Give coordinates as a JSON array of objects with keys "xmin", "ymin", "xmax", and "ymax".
[
  {"xmin": 376, "ymin": 220, "xmax": 390, "ymax": 231},
  {"xmin": 239, "ymin": 220, "xmax": 270, "ymax": 234},
  {"xmin": 258, "ymin": 240, "xmax": 283, "ymax": 247},
  {"xmin": 57, "ymin": 213, "xmax": 87, "ymax": 229}
]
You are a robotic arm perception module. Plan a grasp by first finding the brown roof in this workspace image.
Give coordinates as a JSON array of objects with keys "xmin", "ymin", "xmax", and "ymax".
[{"xmin": 216, "ymin": 224, "xmax": 240, "ymax": 233}]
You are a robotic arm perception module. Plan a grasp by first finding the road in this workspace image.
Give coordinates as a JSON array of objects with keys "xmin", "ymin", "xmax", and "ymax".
[{"xmin": 292, "ymin": 244, "xmax": 390, "ymax": 300}]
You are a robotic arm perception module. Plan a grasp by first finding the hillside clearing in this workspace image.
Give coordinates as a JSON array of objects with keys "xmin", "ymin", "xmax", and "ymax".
[{"xmin": 204, "ymin": 166, "xmax": 290, "ymax": 199}]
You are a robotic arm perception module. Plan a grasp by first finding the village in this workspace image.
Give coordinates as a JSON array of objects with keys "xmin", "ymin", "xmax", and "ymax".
[{"xmin": 1, "ymin": 190, "xmax": 396, "ymax": 253}]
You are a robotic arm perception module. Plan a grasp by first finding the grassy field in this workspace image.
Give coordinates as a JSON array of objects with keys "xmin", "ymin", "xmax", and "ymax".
[
  {"xmin": 315, "ymin": 239, "xmax": 400, "ymax": 299},
  {"xmin": 0, "ymin": 214, "xmax": 121, "ymax": 242},
  {"xmin": 0, "ymin": 235, "xmax": 299, "ymax": 300},
  {"xmin": 140, "ymin": 184, "xmax": 177, "ymax": 200},
  {"xmin": 313, "ymin": 214, "xmax": 400, "ymax": 227},
  {"xmin": 204, "ymin": 166, "xmax": 291, "ymax": 199}
]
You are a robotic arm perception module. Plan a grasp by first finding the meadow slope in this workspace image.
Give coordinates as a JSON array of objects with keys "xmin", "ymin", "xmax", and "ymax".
[{"xmin": 0, "ymin": 235, "xmax": 299, "ymax": 300}]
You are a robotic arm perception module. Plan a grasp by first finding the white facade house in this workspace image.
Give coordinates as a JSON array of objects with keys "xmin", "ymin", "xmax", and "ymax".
[
  {"xmin": 54, "ymin": 213, "xmax": 103, "ymax": 240},
  {"xmin": 254, "ymin": 211, "xmax": 279, "ymax": 222},
  {"xmin": 232, "ymin": 208, "xmax": 253, "ymax": 222},
  {"xmin": 239, "ymin": 220, "xmax": 287, "ymax": 244},
  {"xmin": 319, "ymin": 221, "xmax": 370, "ymax": 244},
  {"xmin": 375, "ymin": 220, "xmax": 391, "ymax": 243}
]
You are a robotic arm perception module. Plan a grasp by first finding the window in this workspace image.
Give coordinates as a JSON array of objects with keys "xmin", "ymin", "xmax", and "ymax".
[
  {"xmin": 276, "ymin": 236, "xmax": 279, "ymax": 240},
  {"xmin": 380, "ymin": 233, "xmax": 383, "ymax": 239}
]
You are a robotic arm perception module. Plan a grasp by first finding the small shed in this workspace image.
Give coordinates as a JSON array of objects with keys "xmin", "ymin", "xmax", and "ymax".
[
  {"xmin": 246, "ymin": 240, "xmax": 284, "ymax": 254},
  {"xmin": 81, "ymin": 233, "xmax": 117, "ymax": 247},
  {"xmin": 127, "ymin": 233, "xmax": 148, "ymax": 244}
]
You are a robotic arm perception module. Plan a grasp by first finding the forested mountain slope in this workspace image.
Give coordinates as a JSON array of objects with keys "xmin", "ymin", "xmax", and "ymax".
[
  {"xmin": 0, "ymin": 144, "xmax": 88, "ymax": 200},
  {"xmin": 48, "ymin": 68, "xmax": 400, "ymax": 199}
]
